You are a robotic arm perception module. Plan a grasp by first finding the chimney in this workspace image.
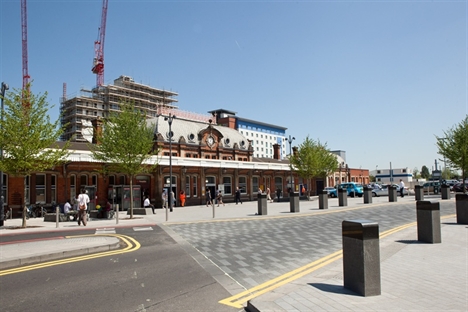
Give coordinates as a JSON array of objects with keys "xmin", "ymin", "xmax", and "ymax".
[
  {"xmin": 273, "ymin": 143, "xmax": 281, "ymax": 160},
  {"xmin": 92, "ymin": 117, "xmax": 103, "ymax": 144}
]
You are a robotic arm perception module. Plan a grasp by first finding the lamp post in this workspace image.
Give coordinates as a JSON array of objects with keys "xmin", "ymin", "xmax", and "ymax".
[
  {"xmin": 164, "ymin": 113, "xmax": 176, "ymax": 217},
  {"xmin": 287, "ymin": 135, "xmax": 295, "ymax": 194},
  {"xmin": 0, "ymin": 82, "xmax": 8, "ymax": 226}
]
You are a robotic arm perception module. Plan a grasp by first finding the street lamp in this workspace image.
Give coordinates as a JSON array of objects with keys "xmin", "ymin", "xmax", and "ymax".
[
  {"xmin": 0, "ymin": 82, "xmax": 8, "ymax": 226},
  {"xmin": 287, "ymin": 135, "xmax": 295, "ymax": 193},
  {"xmin": 164, "ymin": 113, "xmax": 176, "ymax": 216}
]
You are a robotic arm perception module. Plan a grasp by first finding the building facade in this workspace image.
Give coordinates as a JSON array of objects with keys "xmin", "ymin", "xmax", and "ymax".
[{"xmin": 371, "ymin": 168, "xmax": 413, "ymax": 184}]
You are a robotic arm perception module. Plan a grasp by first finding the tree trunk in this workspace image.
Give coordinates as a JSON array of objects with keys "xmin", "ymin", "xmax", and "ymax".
[
  {"xmin": 129, "ymin": 175, "xmax": 134, "ymax": 219},
  {"xmin": 22, "ymin": 176, "xmax": 27, "ymax": 228}
]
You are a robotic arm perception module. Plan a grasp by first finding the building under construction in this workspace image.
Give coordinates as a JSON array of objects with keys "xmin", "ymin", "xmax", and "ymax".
[{"xmin": 60, "ymin": 75, "xmax": 189, "ymax": 142}]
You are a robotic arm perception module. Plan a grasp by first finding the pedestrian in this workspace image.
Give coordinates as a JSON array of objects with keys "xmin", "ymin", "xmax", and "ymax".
[
  {"xmin": 276, "ymin": 188, "xmax": 281, "ymax": 202},
  {"xmin": 258, "ymin": 188, "xmax": 262, "ymax": 195},
  {"xmin": 77, "ymin": 188, "xmax": 90, "ymax": 226},
  {"xmin": 302, "ymin": 186, "xmax": 306, "ymax": 196},
  {"xmin": 179, "ymin": 190, "xmax": 186, "ymax": 207},
  {"xmin": 206, "ymin": 188, "xmax": 212, "ymax": 206},
  {"xmin": 64, "ymin": 199, "xmax": 71, "ymax": 214},
  {"xmin": 266, "ymin": 188, "xmax": 273, "ymax": 203},
  {"xmin": 399, "ymin": 179, "xmax": 405, "ymax": 198},
  {"xmin": 144, "ymin": 195, "xmax": 156, "ymax": 214},
  {"xmin": 161, "ymin": 189, "xmax": 167, "ymax": 209},
  {"xmin": 235, "ymin": 187, "xmax": 242, "ymax": 204},
  {"xmin": 217, "ymin": 190, "xmax": 224, "ymax": 207}
]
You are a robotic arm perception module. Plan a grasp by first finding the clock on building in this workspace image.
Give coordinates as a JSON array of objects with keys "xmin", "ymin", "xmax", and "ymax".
[{"xmin": 207, "ymin": 135, "xmax": 215, "ymax": 146}]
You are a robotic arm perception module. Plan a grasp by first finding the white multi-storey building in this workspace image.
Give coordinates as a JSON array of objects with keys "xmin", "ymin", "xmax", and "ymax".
[{"xmin": 371, "ymin": 167, "xmax": 413, "ymax": 184}]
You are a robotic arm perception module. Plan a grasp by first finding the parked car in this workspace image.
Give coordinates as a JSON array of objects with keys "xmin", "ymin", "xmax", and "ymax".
[
  {"xmin": 338, "ymin": 182, "xmax": 364, "ymax": 197},
  {"xmin": 371, "ymin": 184, "xmax": 408, "ymax": 197},
  {"xmin": 452, "ymin": 182, "xmax": 467, "ymax": 193},
  {"xmin": 422, "ymin": 181, "xmax": 441, "ymax": 194},
  {"xmin": 324, "ymin": 187, "xmax": 338, "ymax": 198}
]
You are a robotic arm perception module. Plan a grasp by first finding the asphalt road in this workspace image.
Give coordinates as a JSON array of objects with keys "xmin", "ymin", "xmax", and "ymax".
[{"xmin": 0, "ymin": 226, "xmax": 238, "ymax": 312}]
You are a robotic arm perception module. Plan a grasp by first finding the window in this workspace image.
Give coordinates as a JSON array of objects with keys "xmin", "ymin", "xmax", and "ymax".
[
  {"xmin": 36, "ymin": 174, "xmax": 46, "ymax": 204},
  {"xmin": 80, "ymin": 175, "xmax": 88, "ymax": 187},
  {"xmin": 275, "ymin": 177, "xmax": 283, "ymax": 193},
  {"xmin": 238, "ymin": 177, "xmax": 247, "ymax": 194},
  {"xmin": 92, "ymin": 174, "xmax": 97, "ymax": 186},
  {"xmin": 50, "ymin": 175, "xmax": 56, "ymax": 204},
  {"xmin": 1, "ymin": 173, "xmax": 7, "ymax": 205},
  {"xmin": 192, "ymin": 176, "xmax": 198, "ymax": 197},
  {"xmin": 108, "ymin": 175, "xmax": 115, "ymax": 185},
  {"xmin": 70, "ymin": 175, "xmax": 76, "ymax": 202},
  {"xmin": 223, "ymin": 176, "xmax": 232, "ymax": 195},
  {"xmin": 119, "ymin": 175, "xmax": 126, "ymax": 184},
  {"xmin": 185, "ymin": 176, "xmax": 190, "ymax": 197},
  {"xmin": 252, "ymin": 177, "xmax": 259, "ymax": 193}
]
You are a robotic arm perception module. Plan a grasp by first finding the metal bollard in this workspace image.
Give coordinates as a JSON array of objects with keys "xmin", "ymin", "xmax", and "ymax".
[
  {"xmin": 416, "ymin": 201, "xmax": 441, "ymax": 243},
  {"xmin": 116, "ymin": 204, "xmax": 119, "ymax": 225},
  {"xmin": 257, "ymin": 194, "xmax": 267, "ymax": 215},
  {"xmin": 455, "ymin": 194, "xmax": 468, "ymax": 224},
  {"xmin": 388, "ymin": 185, "xmax": 397, "ymax": 202},
  {"xmin": 342, "ymin": 220, "xmax": 381, "ymax": 296},
  {"xmin": 441, "ymin": 185, "xmax": 450, "ymax": 200},
  {"xmin": 414, "ymin": 185, "xmax": 424, "ymax": 201},
  {"xmin": 56, "ymin": 206, "xmax": 59, "ymax": 228},
  {"xmin": 363, "ymin": 186, "xmax": 372, "ymax": 204},
  {"xmin": 289, "ymin": 192, "xmax": 299, "ymax": 212},
  {"xmin": 319, "ymin": 190, "xmax": 328, "ymax": 209},
  {"xmin": 338, "ymin": 189, "xmax": 347, "ymax": 207}
]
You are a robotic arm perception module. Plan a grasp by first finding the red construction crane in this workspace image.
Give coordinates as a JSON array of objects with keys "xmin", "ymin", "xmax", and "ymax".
[
  {"xmin": 21, "ymin": 0, "xmax": 30, "ymax": 91},
  {"xmin": 91, "ymin": 0, "xmax": 108, "ymax": 87}
]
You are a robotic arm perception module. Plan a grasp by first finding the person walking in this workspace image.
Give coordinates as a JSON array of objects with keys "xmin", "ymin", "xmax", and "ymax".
[
  {"xmin": 144, "ymin": 195, "xmax": 156, "ymax": 214},
  {"xmin": 235, "ymin": 187, "xmax": 242, "ymax": 204},
  {"xmin": 399, "ymin": 179, "xmax": 405, "ymax": 198},
  {"xmin": 179, "ymin": 190, "xmax": 186, "ymax": 207},
  {"xmin": 161, "ymin": 189, "xmax": 167, "ymax": 210},
  {"xmin": 206, "ymin": 188, "xmax": 212, "ymax": 206},
  {"xmin": 77, "ymin": 188, "xmax": 90, "ymax": 226},
  {"xmin": 266, "ymin": 188, "xmax": 273, "ymax": 203},
  {"xmin": 216, "ymin": 190, "xmax": 225, "ymax": 207}
]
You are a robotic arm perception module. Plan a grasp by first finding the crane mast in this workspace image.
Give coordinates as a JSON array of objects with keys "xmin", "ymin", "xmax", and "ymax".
[
  {"xmin": 91, "ymin": 0, "xmax": 108, "ymax": 87},
  {"xmin": 21, "ymin": 0, "xmax": 30, "ymax": 90}
]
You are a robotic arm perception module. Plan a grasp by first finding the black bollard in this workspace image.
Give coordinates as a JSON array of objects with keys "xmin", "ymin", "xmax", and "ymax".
[
  {"xmin": 455, "ymin": 193, "xmax": 468, "ymax": 224},
  {"xmin": 363, "ymin": 186, "xmax": 372, "ymax": 204},
  {"xmin": 257, "ymin": 194, "xmax": 267, "ymax": 215},
  {"xmin": 342, "ymin": 220, "xmax": 381, "ymax": 296},
  {"xmin": 290, "ymin": 192, "xmax": 300, "ymax": 212},
  {"xmin": 414, "ymin": 185, "xmax": 424, "ymax": 201},
  {"xmin": 319, "ymin": 190, "xmax": 328, "ymax": 209},
  {"xmin": 338, "ymin": 189, "xmax": 347, "ymax": 207},
  {"xmin": 416, "ymin": 201, "xmax": 441, "ymax": 243}
]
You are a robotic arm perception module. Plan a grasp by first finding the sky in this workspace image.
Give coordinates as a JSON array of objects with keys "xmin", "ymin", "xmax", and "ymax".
[{"xmin": 1, "ymin": 0, "xmax": 467, "ymax": 174}]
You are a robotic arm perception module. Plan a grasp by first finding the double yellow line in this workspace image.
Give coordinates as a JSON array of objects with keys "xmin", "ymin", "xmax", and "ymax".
[
  {"xmin": 0, "ymin": 234, "xmax": 140, "ymax": 276},
  {"xmin": 220, "ymin": 214, "xmax": 455, "ymax": 308}
]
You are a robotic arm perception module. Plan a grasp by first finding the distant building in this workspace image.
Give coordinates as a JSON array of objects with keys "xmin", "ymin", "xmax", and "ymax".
[
  {"xmin": 209, "ymin": 109, "xmax": 288, "ymax": 159},
  {"xmin": 371, "ymin": 168, "xmax": 413, "ymax": 184},
  {"xmin": 60, "ymin": 75, "xmax": 180, "ymax": 142}
]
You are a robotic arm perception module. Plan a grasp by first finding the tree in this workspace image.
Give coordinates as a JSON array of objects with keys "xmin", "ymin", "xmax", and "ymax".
[
  {"xmin": 421, "ymin": 166, "xmax": 430, "ymax": 180},
  {"xmin": 436, "ymin": 115, "xmax": 468, "ymax": 192},
  {"xmin": 289, "ymin": 136, "xmax": 338, "ymax": 197},
  {"xmin": 90, "ymin": 101, "xmax": 158, "ymax": 218},
  {"xmin": 413, "ymin": 167, "xmax": 421, "ymax": 180},
  {"xmin": 0, "ymin": 86, "xmax": 70, "ymax": 227}
]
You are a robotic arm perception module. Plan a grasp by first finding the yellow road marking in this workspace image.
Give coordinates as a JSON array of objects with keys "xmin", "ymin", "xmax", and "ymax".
[
  {"xmin": 219, "ymin": 214, "xmax": 456, "ymax": 308},
  {"xmin": 0, "ymin": 234, "xmax": 140, "ymax": 276}
]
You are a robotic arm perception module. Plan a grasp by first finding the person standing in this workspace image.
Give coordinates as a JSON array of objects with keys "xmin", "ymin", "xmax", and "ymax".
[
  {"xmin": 144, "ymin": 196, "xmax": 155, "ymax": 214},
  {"xmin": 64, "ymin": 199, "xmax": 71, "ymax": 214},
  {"xmin": 399, "ymin": 179, "xmax": 405, "ymax": 198},
  {"xmin": 266, "ymin": 188, "xmax": 273, "ymax": 203},
  {"xmin": 235, "ymin": 187, "xmax": 242, "ymax": 205},
  {"xmin": 206, "ymin": 188, "xmax": 212, "ymax": 207},
  {"xmin": 77, "ymin": 188, "xmax": 90, "ymax": 226},
  {"xmin": 217, "ymin": 190, "xmax": 224, "ymax": 207},
  {"xmin": 161, "ymin": 189, "xmax": 167, "ymax": 209},
  {"xmin": 179, "ymin": 190, "xmax": 186, "ymax": 207},
  {"xmin": 276, "ymin": 188, "xmax": 281, "ymax": 202}
]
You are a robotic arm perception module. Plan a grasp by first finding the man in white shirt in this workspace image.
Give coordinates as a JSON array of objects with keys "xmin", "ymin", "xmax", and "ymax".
[
  {"xmin": 144, "ymin": 196, "xmax": 155, "ymax": 214},
  {"xmin": 399, "ymin": 179, "xmax": 405, "ymax": 198}
]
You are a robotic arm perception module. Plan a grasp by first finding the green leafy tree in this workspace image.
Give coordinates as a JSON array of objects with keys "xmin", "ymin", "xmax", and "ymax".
[
  {"xmin": 289, "ymin": 136, "xmax": 338, "ymax": 197},
  {"xmin": 436, "ymin": 115, "xmax": 468, "ymax": 192},
  {"xmin": 413, "ymin": 167, "xmax": 421, "ymax": 180},
  {"xmin": 0, "ymin": 86, "xmax": 70, "ymax": 227},
  {"xmin": 90, "ymin": 101, "xmax": 158, "ymax": 218},
  {"xmin": 421, "ymin": 166, "xmax": 430, "ymax": 180}
]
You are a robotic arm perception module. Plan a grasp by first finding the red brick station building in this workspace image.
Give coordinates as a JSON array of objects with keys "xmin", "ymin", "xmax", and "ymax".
[{"xmin": 3, "ymin": 113, "xmax": 369, "ymax": 216}]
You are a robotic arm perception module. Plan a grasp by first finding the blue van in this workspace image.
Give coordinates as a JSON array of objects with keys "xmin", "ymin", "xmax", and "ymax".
[{"xmin": 339, "ymin": 182, "xmax": 364, "ymax": 197}]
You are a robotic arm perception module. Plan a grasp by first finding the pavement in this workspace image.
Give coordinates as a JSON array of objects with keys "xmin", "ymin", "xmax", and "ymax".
[{"xmin": 0, "ymin": 194, "xmax": 467, "ymax": 311}]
